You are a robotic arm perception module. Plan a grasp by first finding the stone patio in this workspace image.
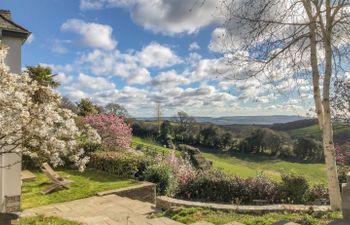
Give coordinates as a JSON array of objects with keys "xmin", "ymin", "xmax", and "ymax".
[{"xmin": 20, "ymin": 194, "xmax": 255, "ymax": 225}]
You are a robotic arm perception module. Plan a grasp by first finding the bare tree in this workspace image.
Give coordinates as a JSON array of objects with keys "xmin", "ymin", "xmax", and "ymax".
[
  {"xmin": 104, "ymin": 103, "xmax": 129, "ymax": 118},
  {"xmin": 216, "ymin": 0, "xmax": 350, "ymax": 209}
]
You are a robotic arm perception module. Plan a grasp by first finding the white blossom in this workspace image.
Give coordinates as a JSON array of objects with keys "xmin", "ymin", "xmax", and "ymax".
[{"xmin": 0, "ymin": 44, "xmax": 101, "ymax": 170}]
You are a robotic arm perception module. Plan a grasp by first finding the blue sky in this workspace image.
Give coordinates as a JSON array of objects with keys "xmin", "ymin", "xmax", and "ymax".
[{"xmin": 1, "ymin": 0, "xmax": 312, "ymax": 117}]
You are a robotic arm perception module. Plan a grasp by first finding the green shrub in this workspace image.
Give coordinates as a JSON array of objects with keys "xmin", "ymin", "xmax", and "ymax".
[
  {"xmin": 337, "ymin": 164, "xmax": 349, "ymax": 184},
  {"xmin": 176, "ymin": 170, "xmax": 277, "ymax": 204},
  {"xmin": 306, "ymin": 184, "xmax": 329, "ymax": 204},
  {"xmin": 177, "ymin": 144, "xmax": 201, "ymax": 155},
  {"xmin": 144, "ymin": 164, "xmax": 175, "ymax": 195},
  {"xmin": 89, "ymin": 151, "xmax": 153, "ymax": 178},
  {"xmin": 80, "ymin": 142, "xmax": 103, "ymax": 156},
  {"xmin": 278, "ymin": 173, "xmax": 309, "ymax": 204},
  {"xmin": 22, "ymin": 154, "xmax": 41, "ymax": 170}
]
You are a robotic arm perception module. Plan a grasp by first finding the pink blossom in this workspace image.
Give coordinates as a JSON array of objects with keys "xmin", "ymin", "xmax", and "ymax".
[
  {"xmin": 84, "ymin": 113, "xmax": 132, "ymax": 151},
  {"xmin": 335, "ymin": 144, "xmax": 345, "ymax": 165}
]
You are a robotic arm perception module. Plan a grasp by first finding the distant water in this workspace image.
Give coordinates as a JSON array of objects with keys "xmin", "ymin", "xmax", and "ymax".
[{"xmin": 137, "ymin": 115, "xmax": 308, "ymax": 125}]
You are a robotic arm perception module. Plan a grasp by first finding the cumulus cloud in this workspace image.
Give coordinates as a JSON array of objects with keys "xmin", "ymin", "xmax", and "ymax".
[
  {"xmin": 79, "ymin": 0, "xmax": 220, "ymax": 35},
  {"xmin": 75, "ymin": 73, "xmax": 116, "ymax": 91},
  {"xmin": 151, "ymin": 70, "xmax": 190, "ymax": 89},
  {"xmin": 137, "ymin": 42, "xmax": 182, "ymax": 68},
  {"xmin": 189, "ymin": 42, "xmax": 200, "ymax": 51},
  {"xmin": 61, "ymin": 19, "xmax": 117, "ymax": 50},
  {"xmin": 76, "ymin": 42, "xmax": 181, "ymax": 84}
]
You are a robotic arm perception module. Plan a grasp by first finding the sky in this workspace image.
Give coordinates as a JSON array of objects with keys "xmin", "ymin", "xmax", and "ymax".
[{"xmin": 1, "ymin": 0, "xmax": 314, "ymax": 117}]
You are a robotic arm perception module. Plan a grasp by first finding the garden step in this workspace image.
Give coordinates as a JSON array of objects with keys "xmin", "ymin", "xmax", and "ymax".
[
  {"xmin": 148, "ymin": 217, "xmax": 185, "ymax": 225},
  {"xmin": 190, "ymin": 221, "xmax": 215, "ymax": 225},
  {"xmin": 103, "ymin": 195, "xmax": 155, "ymax": 214},
  {"xmin": 271, "ymin": 221, "xmax": 300, "ymax": 225},
  {"xmin": 224, "ymin": 222, "xmax": 245, "ymax": 225}
]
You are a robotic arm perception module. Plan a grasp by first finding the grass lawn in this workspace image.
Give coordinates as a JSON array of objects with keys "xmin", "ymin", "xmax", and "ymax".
[
  {"xmin": 133, "ymin": 136, "xmax": 327, "ymax": 184},
  {"xmin": 203, "ymin": 152, "xmax": 327, "ymax": 184},
  {"xmin": 22, "ymin": 169, "xmax": 139, "ymax": 209},
  {"xmin": 19, "ymin": 216, "xmax": 81, "ymax": 225},
  {"xmin": 132, "ymin": 136, "xmax": 178, "ymax": 155},
  {"xmin": 156, "ymin": 207, "xmax": 342, "ymax": 225}
]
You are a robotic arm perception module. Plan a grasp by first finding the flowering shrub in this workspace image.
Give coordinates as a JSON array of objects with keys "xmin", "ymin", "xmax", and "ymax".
[
  {"xmin": 166, "ymin": 150, "xmax": 195, "ymax": 186},
  {"xmin": 0, "ymin": 44, "xmax": 97, "ymax": 171},
  {"xmin": 335, "ymin": 144, "xmax": 346, "ymax": 165},
  {"xmin": 176, "ymin": 170, "xmax": 278, "ymax": 204},
  {"xmin": 84, "ymin": 113, "xmax": 132, "ymax": 151}
]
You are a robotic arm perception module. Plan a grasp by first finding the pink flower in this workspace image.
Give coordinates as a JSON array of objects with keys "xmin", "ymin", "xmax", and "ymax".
[{"xmin": 84, "ymin": 113, "xmax": 132, "ymax": 151}]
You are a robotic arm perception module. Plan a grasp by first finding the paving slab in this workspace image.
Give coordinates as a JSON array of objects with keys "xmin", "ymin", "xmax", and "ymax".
[{"xmin": 21, "ymin": 195, "xmax": 184, "ymax": 225}]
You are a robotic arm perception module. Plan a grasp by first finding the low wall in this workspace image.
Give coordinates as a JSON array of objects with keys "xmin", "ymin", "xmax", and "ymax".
[
  {"xmin": 342, "ymin": 172, "xmax": 350, "ymax": 220},
  {"xmin": 97, "ymin": 182, "xmax": 156, "ymax": 204},
  {"xmin": 156, "ymin": 196, "xmax": 331, "ymax": 214}
]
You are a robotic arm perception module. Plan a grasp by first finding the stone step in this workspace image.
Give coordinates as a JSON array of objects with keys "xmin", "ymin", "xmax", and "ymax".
[
  {"xmin": 224, "ymin": 222, "xmax": 245, "ymax": 225},
  {"xmin": 101, "ymin": 195, "xmax": 155, "ymax": 215},
  {"xmin": 190, "ymin": 221, "xmax": 215, "ymax": 225},
  {"xmin": 148, "ymin": 217, "xmax": 185, "ymax": 225}
]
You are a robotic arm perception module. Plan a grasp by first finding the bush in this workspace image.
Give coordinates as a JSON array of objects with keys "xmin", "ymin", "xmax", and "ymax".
[
  {"xmin": 176, "ymin": 170, "xmax": 278, "ymax": 204},
  {"xmin": 80, "ymin": 142, "xmax": 103, "ymax": 156},
  {"xmin": 144, "ymin": 164, "xmax": 175, "ymax": 195},
  {"xmin": 306, "ymin": 184, "xmax": 329, "ymax": 204},
  {"xmin": 278, "ymin": 173, "xmax": 309, "ymax": 204},
  {"xmin": 177, "ymin": 144, "xmax": 201, "ymax": 155},
  {"xmin": 337, "ymin": 164, "xmax": 349, "ymax": 184},
  {"xmin": 89, "ymin": 151, "xmax": 153, "ymax": 178}
]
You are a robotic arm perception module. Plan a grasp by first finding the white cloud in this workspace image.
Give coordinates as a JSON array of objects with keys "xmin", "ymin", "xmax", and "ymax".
[
  {"xmin": 80, "ymin": 0, "xmax": 136, "ymax": 10},
  {"xmin": 61, "ymin": 19, "xmax": 117, "ymax": 50},
  {"xmin": 127, "ymin": 68, "xmax": 152, "ymax": 84},
  {"xmin": 189, "ymin": 42, "xmax": 200, "ymax": 51},
  {"xmin": 137, "ymin": 42, "xmax": 181, "ymax": 68},
  {"xmin": 76, "ymin": 73, "xmax": 116, "ymax": 91},
  {"xmin": 75, "ymin": 42, "xmax": 181, "ymax": 84},
  {"xmin": 151, "ymin": 70, "xmax": 190, "ymax": 88},
  {"xmin": 80, "ymin": 0, "xmax": 220, "ymax": 35}
]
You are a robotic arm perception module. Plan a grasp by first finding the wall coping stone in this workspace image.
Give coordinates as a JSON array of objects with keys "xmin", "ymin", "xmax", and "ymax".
[
  {"xmin": 96, "ymin": 181, "xmax": 154, "ymax": 196},
  {"xmin": 97, "ymin": 181, "xmax": 156, "ymax": 204},
  {"xmin": 156, "ymin": 196, "xmax": 332, "ymax": 213}
]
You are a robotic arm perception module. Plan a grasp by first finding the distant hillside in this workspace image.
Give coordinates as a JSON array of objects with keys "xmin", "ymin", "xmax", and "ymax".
[
  {"xmin": 270, "ymin": 119, "xmax": 318, "ymax": 131},
  {"xmin": 138, "ymin": 115, "xmax": 308, "ymax": 125}
]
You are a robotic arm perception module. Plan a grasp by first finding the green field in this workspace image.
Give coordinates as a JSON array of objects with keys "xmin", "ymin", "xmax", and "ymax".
[
  {"xmin": 133, "ymin": 136, "xmax": 327, "ymax": 184},
  {"xmin": 288, "ymin": 123, "xmax": 350, "ymax": 141},
  {"xmin": 203, "ymin": 152, "xmax": 326, "ymax": 183}
]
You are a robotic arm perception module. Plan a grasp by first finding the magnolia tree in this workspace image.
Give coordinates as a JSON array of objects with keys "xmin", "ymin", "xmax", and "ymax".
[
  {"xmin": 0, "ymin": 44, "xmax": 100, "ymax": 171},
  {"xmin": 84, "ymin": 113, "xmax": 132, "ymax": 151}
]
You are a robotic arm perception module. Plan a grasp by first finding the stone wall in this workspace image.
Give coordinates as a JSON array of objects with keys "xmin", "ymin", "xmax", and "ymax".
[
  {"xmin": 156, "ymin": 196, "xmax": 331, "ymax": 214},
  {"xmin": 97, "ymin": 182, "xmax": 156, "ymax": 204},
  {"xmin": 342, "ymin": 172, "xmax": 350, "ymax": 219}
]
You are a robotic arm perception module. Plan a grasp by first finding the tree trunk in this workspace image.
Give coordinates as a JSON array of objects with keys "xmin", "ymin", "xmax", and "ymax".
[
  {"xmin": 323, "ymin": 112, "xmax": 342, "ymax": 210},
  {"xmin": 322, "ymin": 0, "xmax": 342, "ymax": 210}
]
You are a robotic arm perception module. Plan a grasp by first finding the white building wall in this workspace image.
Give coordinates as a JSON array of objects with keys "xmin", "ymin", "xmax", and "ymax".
[
  {"xmin": 1, "ymin": 36, "xmax": 22, "ymax": 74},
  {"xmin": 0, "ymin": 36, "xmax": 23, "ymax": 212},
  {"xmin": 0, "ymin": 150, "xmax": 21, "ymax": 212}
]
